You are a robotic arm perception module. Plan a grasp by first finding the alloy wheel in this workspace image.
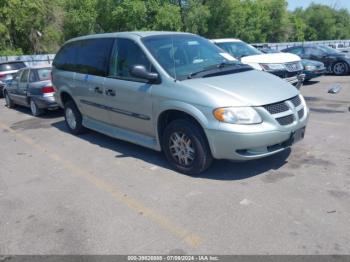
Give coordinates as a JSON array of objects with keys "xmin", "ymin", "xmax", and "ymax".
[
  {"xmin": 66, "ymin": 108, "xmax": 77, "ymax": 130},
  {"xmin": 169, "ymin": 131, "xmax": 196, "ymax": 166},
  {"xmin": 333, "ymin": 62, "xmax": 347, "ymax": 75}
]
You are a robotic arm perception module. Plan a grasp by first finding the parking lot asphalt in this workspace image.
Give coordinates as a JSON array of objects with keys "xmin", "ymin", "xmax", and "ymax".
[{"xmin": 0, "ymin": 75, "xmax": 350, "ymax": 255}]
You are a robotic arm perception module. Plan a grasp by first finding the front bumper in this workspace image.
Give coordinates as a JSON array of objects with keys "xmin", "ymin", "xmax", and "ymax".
[
  {"xmin": 268, "ymin": 70, "xmax": 305, "ymax": 89},
  {"xmin": 284, "ymin": 74, "xmax": 305, "ymax": 89},
  {"xmin": 304, "ymin": 68, "xmax": 326, "ymax": 80},
  {"xmin": 205, "ymin": 102, "xmax": 309, "ymax": 161}
]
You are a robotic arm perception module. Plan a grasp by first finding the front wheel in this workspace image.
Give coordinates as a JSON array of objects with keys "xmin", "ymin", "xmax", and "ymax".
[
  {"xmin": 4, "ymin": 91, "xmax": 15, "ymax": 108},
  {"xmin": 64, "ymin": 100, "xmax": 86, "ymax": 135},
  {"xmin": 162, "ymin": 119, "xmax": 213, "ymax": 176},
  {"xmin": 333, "ymin": 62, "xmax": 348, "ymax": 75}
]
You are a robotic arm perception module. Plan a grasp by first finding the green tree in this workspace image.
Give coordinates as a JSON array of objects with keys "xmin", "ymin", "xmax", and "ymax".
[
  {"xmin": 183, "ymin": 0, "xmax": 210, "ymax": 35},
  {"xmin": 63, "ymin": 0, "xmax": 99, "ymax": 39}
]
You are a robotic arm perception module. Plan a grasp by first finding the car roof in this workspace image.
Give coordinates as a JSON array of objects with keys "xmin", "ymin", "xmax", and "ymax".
[
  {"xmin": 0, "ymin": 61, "xmax": 26, "ymax": 65},
  {"xmin": 211, "ymin": 38, "xmax": 242, "ymax": 43},
  {"xmin": 18, "ymin": 66, "xmax": 51, "ymax": 70},
  {"xmin": 67, "ymin": 31, "xmax": 196, "ymax": 43}
]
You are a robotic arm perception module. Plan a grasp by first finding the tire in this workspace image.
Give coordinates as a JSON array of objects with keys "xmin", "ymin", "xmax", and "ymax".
[
  {"xmin": 162, "ymin": 119, "xmax": 213, "ymax": 176},
  {"xmin": 30, "ymin": 99, "xmax": 43, "ymax": 117},
  {"xmin": 64, "ymin": 100, "xmax": 86, "ymax": 135},
  {"xmin": 332, "ymin": 61, "xmax": 348, "ymax": 76},
  {"xmin": 4, "ymin": 91, "xmax": 15, "ymax": 108}
]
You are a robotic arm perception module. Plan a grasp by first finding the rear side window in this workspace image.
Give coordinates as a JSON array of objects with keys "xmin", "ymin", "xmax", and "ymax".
[
  {"xmin": 286, "ymin": 47, "xmax": 303, "ymax": 56},
  {"xmin": 53, "ymin": 38, "xmax": 114, "ymax": 77},
  {"xmin": 29, "ymin": 70, "xmax": 37, "ymax": 82},
  {"xmin": 305, "ymin": 47, "xmax": 324, "ymax": 57},
  {"xmin": 0, "ymin": 62, "xmax": 26, "ymax": 71},
  {"xmin": 20, "ymin": 70, "xmax": 29, "ymax": 83}
]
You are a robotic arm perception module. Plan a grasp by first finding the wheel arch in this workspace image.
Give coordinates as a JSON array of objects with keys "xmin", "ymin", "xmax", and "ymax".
[{"xmin": 156, "ymin": 102, "xmax": 211, "ymax": 151}]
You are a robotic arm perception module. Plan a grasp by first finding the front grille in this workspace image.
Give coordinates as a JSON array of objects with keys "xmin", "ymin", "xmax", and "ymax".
[
  {"xmin": 290, "ymin": 95, "xmax": 301, "ymax": 107},
  {"xmin": 285, "ymin": 62, "xmax": 303, "ymax": 72},
  {"xmin": 276, "ymin": 114, "xmax": 294, "ymax": 126},
  {"xmin": 298, "ymin": 108, "xmax": 304, "ymax": 119},
  {"xmin": 263, "ymin": 102, "xmax": 289, "ymax": 114}
]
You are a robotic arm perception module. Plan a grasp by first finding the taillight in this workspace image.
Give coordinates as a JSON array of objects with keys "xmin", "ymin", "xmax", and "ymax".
[
  {"xmin": 0, "ymin": 74, "xmax": 6, "ymax": 79},
  {"xmin": 41, "ymin": 86, "xmax": 55, "ymax": 93}
]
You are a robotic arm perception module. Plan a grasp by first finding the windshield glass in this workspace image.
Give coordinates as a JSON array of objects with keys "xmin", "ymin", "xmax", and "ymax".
[
  {"xmin": 216, "ymin": 41, "xmax": 262, "ymax": 58},
  {"xmin": 318, "ymin": 45, "xmax": 340, "ymax": 54},
  {"xmin": 142, "ymin": 34, "xmax": 241, "ymax": 80}
]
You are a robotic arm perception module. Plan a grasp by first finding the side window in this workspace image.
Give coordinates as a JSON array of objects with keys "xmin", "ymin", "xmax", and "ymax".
[
  {"xmin": 109, "ymin": 38, "xmax": 154, "ymax": 81},
  {"xmin": 75, "ymin": 38, "xmax": 114, "ymax": 76},
  {"xmin": 288, "ymin": 47, "xmax": 303, "ymax": 56},
  {"xmin": 29, "ymin": 70, "xmax": 36, "ymax": 82},
  {"xmin": 53, "ymin": 41, "xmax": 80, "ymax": 71},
  {"xmin": 305, "ymin": 47, "xmax": 324, "ymax": 57},
  {"xmin": 20, "ymin": 70, "xmax": 29, "ymax": 83}
]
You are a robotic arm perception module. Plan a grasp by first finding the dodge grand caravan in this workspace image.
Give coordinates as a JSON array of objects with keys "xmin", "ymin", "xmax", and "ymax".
[{"xmin": 52, "ymin": 32, "xmax": 309, "ymax": 175}]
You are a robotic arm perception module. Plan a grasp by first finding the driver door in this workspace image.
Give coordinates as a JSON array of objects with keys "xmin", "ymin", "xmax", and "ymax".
[{"xmin": 103, "ymin": 38, "xmax": 156, "ymax": 138}]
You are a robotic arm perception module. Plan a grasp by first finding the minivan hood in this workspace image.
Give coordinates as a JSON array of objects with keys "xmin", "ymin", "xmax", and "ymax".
[
  {"xmin": 241, "ymin": 52, "xmax": 301, "ymax": 64},
  {"xmin": 183, "ymin": 70, "xmax": 299, "ymax": 106}
]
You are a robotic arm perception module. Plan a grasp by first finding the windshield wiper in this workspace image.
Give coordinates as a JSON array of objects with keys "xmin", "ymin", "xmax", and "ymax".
[{"xmin": 188, "ymin": 62, "xmax": 248, "ymax": 79}]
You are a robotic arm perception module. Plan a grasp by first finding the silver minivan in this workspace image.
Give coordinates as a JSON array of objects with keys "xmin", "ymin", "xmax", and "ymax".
[{"xmin": 52, "ymin": 32, "xmax": 309, "ymax": 175}]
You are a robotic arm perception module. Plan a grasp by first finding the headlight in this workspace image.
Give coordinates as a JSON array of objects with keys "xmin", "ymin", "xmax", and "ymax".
[
  {"xmin": 260, "ymin": 63, "xmax": 286, "ymax": 71},
  {"xmin": 304, "ymin": 65, "xmax": 317, "ymax": 71},
  {"xmin": 213, "ymin": 107, "xmax": 262, "ymax": 124}
]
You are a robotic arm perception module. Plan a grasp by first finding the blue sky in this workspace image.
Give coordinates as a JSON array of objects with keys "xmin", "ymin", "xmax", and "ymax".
[{"xmin": 287, "ymin": 0, "xmax": 350, "ymax": 11}]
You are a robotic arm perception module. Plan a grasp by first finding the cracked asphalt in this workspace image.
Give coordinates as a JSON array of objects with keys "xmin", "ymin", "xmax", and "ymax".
[{"xmin": 0, "ymin": 75, "xmax": 349, "ymax": 255}]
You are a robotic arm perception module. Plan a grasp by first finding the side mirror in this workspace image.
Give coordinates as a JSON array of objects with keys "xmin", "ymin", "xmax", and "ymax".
[{"xmin": 130, "ymin": 65, "xmax": 159, "ymax": 82}]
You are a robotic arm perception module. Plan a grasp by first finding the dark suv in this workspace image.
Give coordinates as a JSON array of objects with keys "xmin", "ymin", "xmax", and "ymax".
[
  {"xmin": 0, "ymin": 61, "xmax": 27, "ymax": 97},
  {"xmin": 282, "ymin": 45, "xmax": 350, "ymax": 75}
]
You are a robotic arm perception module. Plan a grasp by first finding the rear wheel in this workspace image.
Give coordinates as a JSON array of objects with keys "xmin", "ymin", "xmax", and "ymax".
[
  {"xmin": 30, "ymin": 99, "xmax": 43, "ymax": 116},
  {"xmin": 64, "ymin": 100, "xmax": 86, "ymax": 135},
  {"xmin": 333, "ymin": 62, "xmax": 348, "ymax": 75},
  {"xmin": 4, "ymin": 91, "xmax": 15, "ymax": 108},
  {"xmin": 162, "ymin": 119, "xmax": 213, "ymax": 176}
]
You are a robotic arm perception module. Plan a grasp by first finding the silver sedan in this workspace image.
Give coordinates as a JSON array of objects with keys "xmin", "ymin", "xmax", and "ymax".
[{"xmin": 3, "ymin": 66, "xmax": 58, "ymax": 116}]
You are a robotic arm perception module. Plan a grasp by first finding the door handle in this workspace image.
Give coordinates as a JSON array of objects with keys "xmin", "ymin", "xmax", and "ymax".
[
  {"xmin": 105, "ymin": 88, "xmax": 116, "ymax": 96},
  {"xmin": 94, "ymin": 86, "xmax": 103, "ymax": 94}
]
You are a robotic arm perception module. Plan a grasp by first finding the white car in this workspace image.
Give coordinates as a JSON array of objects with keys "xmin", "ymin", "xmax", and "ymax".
[{"xmin": 212, "ymin": 39, "xmax": 305, "ymax": 88}]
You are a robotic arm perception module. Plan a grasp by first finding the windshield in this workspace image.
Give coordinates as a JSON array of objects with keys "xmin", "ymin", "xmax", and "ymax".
[
  {"xmin": 142, "ymin": 34, "xmax": 241, "ymax": 80},
  {"xmin": 216, "ymin": 41, "xmax": 262, "ymax": 58},
  {"xmin": 318, "ymin": 45, "xmax": 340, "ymax": 55}
]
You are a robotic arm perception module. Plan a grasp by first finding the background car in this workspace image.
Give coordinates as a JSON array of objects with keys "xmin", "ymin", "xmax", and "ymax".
[
  {"xmin": 281, "ymin": 45, "xmax": 350, "ymax": 75},
  {"xmin": 3, "ymin": 66, "xmax": 58, "ymax": 116},
  {"xmin": 0, "ymin": 61, "xmax": 26, "ymax": 97},
  {"xmin": 301, "ymin": 59, "xmax": 326, "ymax": 81},
  {"xmin": 255, "ymin": 46, "xmax": 326, "ymax": 81},
  {"xmin": 212, "ymin": 39, "xmax": 305, "ymax": 88}
]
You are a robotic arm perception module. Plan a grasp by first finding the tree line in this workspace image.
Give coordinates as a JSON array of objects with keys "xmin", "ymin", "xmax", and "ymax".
[{"xmin": 1, "ymin": 0, "xmax": 350, "ymax": 56}]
